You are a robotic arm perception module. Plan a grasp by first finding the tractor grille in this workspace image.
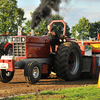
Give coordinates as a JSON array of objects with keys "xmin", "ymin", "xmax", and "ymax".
[{"xmin": 14, "ymin": 43, "xmax": 26, "ymax": 57}]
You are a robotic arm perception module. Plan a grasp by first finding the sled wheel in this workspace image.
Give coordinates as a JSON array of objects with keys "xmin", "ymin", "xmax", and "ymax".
[{"xmin": 0, "ymin": 70, "xmax": 14, "ymax": 83}]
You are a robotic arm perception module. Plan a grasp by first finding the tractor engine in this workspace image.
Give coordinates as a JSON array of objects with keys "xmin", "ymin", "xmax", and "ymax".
[
  {"xmin": 12, "ymin": 35, "xmax": 50, "ymax": 62},
  {"xmin": 12, "ymin": 35, "xmax": 53, "ymax": 79}
]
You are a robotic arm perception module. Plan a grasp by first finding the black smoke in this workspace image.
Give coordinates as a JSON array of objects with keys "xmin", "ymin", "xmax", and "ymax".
[{"xmin": 31, "ymin": 0, "xmax": 70, "ymax": 29}]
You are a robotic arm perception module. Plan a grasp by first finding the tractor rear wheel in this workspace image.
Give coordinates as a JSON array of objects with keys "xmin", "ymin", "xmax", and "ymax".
[
  {"xmin": 24, "ymin": 61, "xmax": 42, "ymax": 84},
  {"xmin": 0, "ymin": 70, "xmax": 14, "ymax": 83},
  {"xmin": 54, "ymin": 42, "xmax": 82, "ymax": 81}
]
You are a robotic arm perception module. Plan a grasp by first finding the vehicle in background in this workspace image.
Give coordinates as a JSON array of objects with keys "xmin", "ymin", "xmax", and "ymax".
[{"xmin": 0, "ymin": 34, "xmax": 13, "ymax": 58}]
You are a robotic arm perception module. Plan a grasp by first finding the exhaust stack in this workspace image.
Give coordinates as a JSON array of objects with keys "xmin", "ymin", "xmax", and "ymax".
[{"xmin": 31, "ymin": 29, "xmax": 34, "ymax": 36}]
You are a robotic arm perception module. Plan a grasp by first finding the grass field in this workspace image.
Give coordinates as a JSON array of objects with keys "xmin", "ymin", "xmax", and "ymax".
[{"xmin": 8, "ymin": 85, "xmax": 100, "ymax": 100}]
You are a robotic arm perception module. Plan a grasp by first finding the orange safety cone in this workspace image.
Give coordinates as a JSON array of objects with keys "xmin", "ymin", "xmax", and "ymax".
[{"xmin": 98, "ymin": 67, "xmax": 100, "ymax": 88}]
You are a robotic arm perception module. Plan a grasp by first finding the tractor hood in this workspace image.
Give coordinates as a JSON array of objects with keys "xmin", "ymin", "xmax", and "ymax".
[{"xmin": 12, "ymin": 35, "xmax": 50, "ymax": 44}]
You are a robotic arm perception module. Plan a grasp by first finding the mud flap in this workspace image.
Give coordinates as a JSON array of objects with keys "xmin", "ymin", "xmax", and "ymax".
[
  {"xmin": 92, "ymin": 56, "xmax": 99, "ymax": 79},
  {"xmin": 81, "ymin": 55, "xmax": 99, "ymax": 79},
  {"xmin": 81, "ymin": 56, "xmax": 92, "ymax": 72},
  {"xmin": 94, "ymin": 57, "xmax": 99, "ymax": 79}
]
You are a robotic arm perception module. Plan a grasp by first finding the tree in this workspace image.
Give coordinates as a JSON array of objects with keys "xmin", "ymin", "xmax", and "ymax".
[
  {"xmin": 71, "ymin": 26, "xmax": 76, "ymax": 38},
  {"xmin": 52, "ymin": 14, "xmax": 71, "ymax": 38},
  {"xmin": 23, "ymin": 14, "xmax": 71, "ymax": 37},
  {"xmin": 34, "ymin": 14, "xmax": 71, "ymax": 37},
  {"xmin": 23, "ymin": 20, "xmax": 31, "ymax": 35},
  {"xmin": 34, "ymin": 19, "xmax": 48, "ymax": 36},
  {"xmin": 71, "ymin": 17, "xmax": 90, "ymax": 40},
  {"xmin": 0, "ymin": 0, "xmax": 26, "ymax": 35},
  {"xmin": 89, "ymin": 21, "xmax": 100, "ymax": 39}
]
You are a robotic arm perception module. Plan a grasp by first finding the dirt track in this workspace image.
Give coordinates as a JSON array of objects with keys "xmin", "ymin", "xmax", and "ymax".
[{"xmin": 0, "ymin": 69, "xmax": 98, "ymax": 97}]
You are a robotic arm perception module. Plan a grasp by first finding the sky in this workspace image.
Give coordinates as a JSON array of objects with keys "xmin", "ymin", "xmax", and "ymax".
[{"xmin": 17, "ymin": 0, "xmax": 100, "ymax": 30}]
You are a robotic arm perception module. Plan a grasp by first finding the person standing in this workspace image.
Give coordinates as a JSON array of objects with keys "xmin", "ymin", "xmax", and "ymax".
[{"xmin": 45, "ymin": 25, "xmax": 59, "ymax": 52}]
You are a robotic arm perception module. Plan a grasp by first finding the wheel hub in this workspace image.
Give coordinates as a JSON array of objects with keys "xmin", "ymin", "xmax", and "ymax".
[
  {"xmin": 6, "ymin": 71, "xmax": 12, "ymax": 77},
  {"xmin": 69, "ymin": 49, "xmax": 79, "ymax": 75},
  {"xmin": 33, "ymin": 66, "xmax": 39, "ymax": 78}
]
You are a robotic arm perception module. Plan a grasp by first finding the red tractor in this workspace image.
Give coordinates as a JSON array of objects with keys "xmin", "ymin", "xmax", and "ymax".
[
  {"xmin": 0, "ymin": 34, "xmax": 13, "ymax": 57},
  {"xmin": 0, "ymin": 20, "xmax": 99, "ymax": 84}
]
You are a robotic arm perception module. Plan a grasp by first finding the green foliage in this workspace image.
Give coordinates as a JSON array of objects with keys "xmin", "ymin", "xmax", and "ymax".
[
  {"xmin": 71, "ymin": 17, "xmax": 90, "ymax": 40},
  {"xmin": 71, "ymin": 17, "xmax": 100, "ymax": 40},
  {"xmin": 0, "ymin": 0, "xmax": 26, "ymax": 35},
  {"xmin": 30, "ymin": 14, "xmax": 71, "ymax": 37},
  {"xmin": 34, "ymin": 19, "xmax": 48, "ymax": 36},
  {"xmin": 89, "ymin": 21, "xmax": 100, "ymax": 39},
  {"xmin": 52, "ymin": 14, "xmax": 71, "ymax": 38},
  {"xmin": 71, "ymin": 26, "xmax": 76, "ymax": 38},
  {"xmin": 23, "ymin": 13, "xmax": 71, "ymax": 37},
  {"xmin": 23, "ymin": 20, "xmax": 31, "ymax": 35},
  {"xmin": 34, "ymin": 14, "xmax": 64, "ymax": 36},
  {"xmin": 23, "ymin": 12, "xmax": 48, "ymax": 36}
]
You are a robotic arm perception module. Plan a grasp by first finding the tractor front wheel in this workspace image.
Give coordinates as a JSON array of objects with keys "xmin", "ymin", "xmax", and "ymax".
[
  {"xmin": 54, "ymin": 42, "xmax": 82, "ymax": 81},
  {"xmin": 0, "ymin": 70, "xmax": 14, "ymax": 83},
  {"xmin": 24, "ymin": 61, "xmax": 42, "ymax": 84}
]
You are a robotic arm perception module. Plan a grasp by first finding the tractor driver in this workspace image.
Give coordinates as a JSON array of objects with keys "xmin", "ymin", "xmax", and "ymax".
[{"xmin": 45, "ymin": 25, "xmax": 59, "ymax": 52}]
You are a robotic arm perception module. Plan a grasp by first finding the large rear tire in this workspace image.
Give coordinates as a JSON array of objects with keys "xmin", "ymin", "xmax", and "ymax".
[
  {"xmin": 54, "ymin": 42, "xmax": 82, "ymax": 81},
  {"xmin": 24, "ymin": 61, "xmax": 42, "ymax": 84},
  {"xmin": 0, "ymin": 70, "xmax": 14, "ymax": 83}
]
